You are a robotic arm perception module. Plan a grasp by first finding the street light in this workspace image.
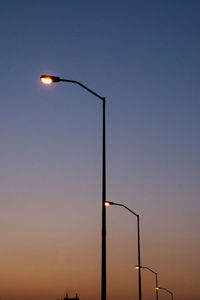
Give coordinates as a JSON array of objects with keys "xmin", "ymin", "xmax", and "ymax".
[
  {"xmin": 40, "ymin": 74, "xmax": 107, "ymax": 300},
  {"xmin": 40, "ymin": 76, "xmax": 53, "ymax": 84},
  {"xmin": 136, "ymin": 265, "xmax": 158, "ymax": 300},
  {"xmin": 156, "ymin": 287, "xmax": 173, "ymax": 300},
  {"xmin": 105, "ymin": 201, "xmax": 142, "ymax": 300}
]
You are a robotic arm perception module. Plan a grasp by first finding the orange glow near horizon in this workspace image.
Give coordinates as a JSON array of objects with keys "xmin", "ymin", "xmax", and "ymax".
[{"xmin": 40, "ymin": 77, "xmax": 53, "ymax": 84}]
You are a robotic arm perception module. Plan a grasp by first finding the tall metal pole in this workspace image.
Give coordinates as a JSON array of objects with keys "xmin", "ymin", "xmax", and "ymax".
[
  {"xmin": 102, "ymin": 97, "xmax": 106, "ymax": 300},
  {"xmin": 40, "ymin": 75, "xmax": 107, "ymax": 300},
  {"xmin": 137, "ymin": 216, "xmax": 142, "ymax": 300},
  {"xmin": 155, "ymin": 273, "xmax": 158, "ymax": 300},
  {"xmin": 139, "ymin": 266, "xmax": 158, "ymax": 300},
  {"xmin": 106, "ymin": 201, "xmax": 142, "ymax": 300}
]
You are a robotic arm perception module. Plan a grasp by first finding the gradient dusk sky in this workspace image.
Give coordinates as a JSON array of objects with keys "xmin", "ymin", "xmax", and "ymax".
[{"xmin": 0, "ymin": 1, "xmax": 200, "ymax": 300}]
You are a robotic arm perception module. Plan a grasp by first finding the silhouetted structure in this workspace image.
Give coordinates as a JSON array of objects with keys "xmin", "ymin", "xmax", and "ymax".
[{"xmin": 57, "ymin": 293, "xmax": 79, "ymax": 300}]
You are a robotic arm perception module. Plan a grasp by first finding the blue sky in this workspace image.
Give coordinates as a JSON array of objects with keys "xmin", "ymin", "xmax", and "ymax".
[{"xmin": 0, "ymin": 1, "xmax": 200, "ymax": 300}]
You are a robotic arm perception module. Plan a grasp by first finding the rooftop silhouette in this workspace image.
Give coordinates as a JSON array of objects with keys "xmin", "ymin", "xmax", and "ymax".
[{"xmin": 58, "ymin": 293, "xmax": 79, "ymax": 300}]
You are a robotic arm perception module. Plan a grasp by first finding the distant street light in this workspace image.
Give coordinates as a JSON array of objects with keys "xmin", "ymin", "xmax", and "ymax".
[
  {"xmin": 40, "ymin": 77, "xmax": 53, "ymax": 84},
  {"xmin": 136, "ymin": 265, "xmax": 158, "ymax": 300},
  {"xmin": 40, "ymin": 74, "xmax": 107, "ymax": 300},
  {"xmin": 156, "ymin": 287, "xmax": 173, "ymax": 300},
  {"xmin": 105, "ymin": 201, "xmax": 142, "ymax": 300}
]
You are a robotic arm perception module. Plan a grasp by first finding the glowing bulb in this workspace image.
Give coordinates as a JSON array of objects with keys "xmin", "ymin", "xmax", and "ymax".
[
  {"xmin": 104, "ymin": 202, "xmax": 110, "ymax": 206},
  {"xmin": 155, "ymin": 288, "xmax": 159, "ymax": 290},
  {"xmin": 40, "ymin": 77, "xmax": 53, "ymax": 84},
  {"xmin": 135, "ymin": 266, "xmax": 140, "ymax": 269}
]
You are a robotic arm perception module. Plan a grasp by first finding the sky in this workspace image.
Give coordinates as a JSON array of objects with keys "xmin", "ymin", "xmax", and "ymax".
[{"xmin": 0, "ymin": 1, "xmax": 200, "ymax": 300}]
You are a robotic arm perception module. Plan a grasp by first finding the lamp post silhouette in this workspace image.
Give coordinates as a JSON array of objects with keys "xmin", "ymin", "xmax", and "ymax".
[
  {"xmin": 105, "ymin": 201, "xmax": 142, "ymax": 300},
  {"xmin": 40, "ymin": 75, "xmax": 107, "ymax": 300},
  {"xmin": 136, "ymin": 265, "xmax": 158, "ymax": 300},
  {"xmin": 156, "ymin": 287, "xmax": 173, "ymax": 300}
]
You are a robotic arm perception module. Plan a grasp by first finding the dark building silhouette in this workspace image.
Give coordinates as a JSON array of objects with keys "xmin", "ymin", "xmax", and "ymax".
[{"xmin": 57, "ymin": 293, "xmax": 79, "ymax": 300}]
